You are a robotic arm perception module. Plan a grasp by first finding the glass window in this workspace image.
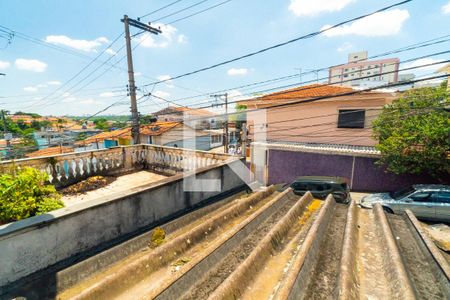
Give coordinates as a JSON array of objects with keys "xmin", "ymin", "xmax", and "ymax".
[
  {"xmin": 337, "ymin": 109, "xmax": 365, "ymax": 129},
  {"xmin": 410, "ymin": 192, "xmax": 432, "ymax": 202},
  {"xmin": 437, "ymin": 192, "xmax": 450, "ymax": 204}
]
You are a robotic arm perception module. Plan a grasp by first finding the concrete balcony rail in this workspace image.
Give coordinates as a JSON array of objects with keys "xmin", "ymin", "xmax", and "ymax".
[
  {"xmin": 0, "ymin": 145, "xmax": 245, "ymax": 293},
  {"xmin": 0, "ymin": 144, "xmax": 234, "ymax": 188}
]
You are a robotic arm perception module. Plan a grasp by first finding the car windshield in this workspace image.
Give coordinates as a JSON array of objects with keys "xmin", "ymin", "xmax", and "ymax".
[{"xmin": 389, "ymin": 187, "xmax": 415, "ymax": 200}]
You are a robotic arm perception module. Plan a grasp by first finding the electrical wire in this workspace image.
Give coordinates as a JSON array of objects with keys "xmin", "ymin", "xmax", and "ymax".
[
  {"xmin": 142, "ymin": 0, "xmax": 413, "ymax": 87},
  {"xmin": 139, "ymin": 0, "xmax": 185, "ymax": 19},
  {"xmin": 167, "ymin": 0, "xmax": 233, "ymax": 25},
  {"xmin": 152, "ymin": 0, "xmax": 210, "ymax": 23}
]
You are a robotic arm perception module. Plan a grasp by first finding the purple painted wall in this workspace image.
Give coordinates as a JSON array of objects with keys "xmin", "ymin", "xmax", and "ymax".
[{"xmin": 268, "ymin": 149, "xmax": 449, "ymax": 192}]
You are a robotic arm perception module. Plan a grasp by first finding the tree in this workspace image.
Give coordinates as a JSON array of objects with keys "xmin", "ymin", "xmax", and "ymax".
[
  {"xmin": 372, "ymin": 85, "xmax": 450, "ymax": 177},
  {"xmin": 93, "ymin": 118, "xmax": 110, "ymax": 130},
  {"xmin": 141, "ymin": 115, "xmax": 157, "ymax": 124}
]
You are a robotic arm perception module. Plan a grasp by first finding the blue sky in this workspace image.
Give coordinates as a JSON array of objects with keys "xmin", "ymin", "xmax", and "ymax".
[{"xmin": 0, "ymin": 0, "xmax": 449, "ymax": 116}]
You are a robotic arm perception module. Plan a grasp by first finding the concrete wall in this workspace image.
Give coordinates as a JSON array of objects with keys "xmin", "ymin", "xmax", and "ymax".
[
  {"xmin": 246, "ymin": 93, "xmax": 396, "ymax": 147},
  {"xmin": 0, "ymin": 158, "xmax": 245, "ymax": 289},
  {"xmin": 267, "ymin": 149, "xmax": 447, "ymax": 192}
]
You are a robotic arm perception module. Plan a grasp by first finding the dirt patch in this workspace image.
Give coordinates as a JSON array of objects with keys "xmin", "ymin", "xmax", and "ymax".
[
  {"xmin": 61, "ymin": 176, "xmax": 116, "ymax": 195},
  {"xmin": 181, "ymin": 193, "xmax": 299, "ymax": 300},
  {"xmin": 388, "ymin": 214, "xmax": 448, "ymax": 299},
  {"xmin": 303, "ymin": 204, "xmax": 348, "ymax": 299}
]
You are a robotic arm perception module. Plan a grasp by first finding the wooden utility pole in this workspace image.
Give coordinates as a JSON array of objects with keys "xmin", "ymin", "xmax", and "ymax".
[
  {"xmin": 210, "ymin": 93, "xmax": 228, "ymax": 153},
  {"xmin": 122, "ymin": 15, "xmax": 161, "ymax": 145}
]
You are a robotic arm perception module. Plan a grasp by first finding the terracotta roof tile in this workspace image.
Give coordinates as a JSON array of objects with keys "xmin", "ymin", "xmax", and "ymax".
[{"xmin": 25, "ymin": 146, "xmax": 74, "ymax": 158}]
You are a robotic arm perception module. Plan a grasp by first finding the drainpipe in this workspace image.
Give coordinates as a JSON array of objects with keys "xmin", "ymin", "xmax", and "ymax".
[{"xmin": 350, "ymin": 156, "xmax": 356, "ymax": 189}]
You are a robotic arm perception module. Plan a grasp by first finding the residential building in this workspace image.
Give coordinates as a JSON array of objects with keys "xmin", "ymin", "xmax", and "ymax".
[
  {"xmin": 238, "ymin": 84, "xmax": 398, "ymax": 147},
  {"xmin": 25, "ymin": 145, "xmax": 74, "ymax": 158},
  {"xmin": 75, "ymin": 121, "xmax": 215, "ymax": 151},
  {"xmin": 329, "ymin": 51, "xmax": 400, "ymax": 86},
  {"xmin": 153, "ymin": 106, "xmax": 217, "ymax": 129}
]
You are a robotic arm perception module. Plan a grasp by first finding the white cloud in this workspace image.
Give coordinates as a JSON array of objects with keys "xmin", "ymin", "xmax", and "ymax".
[
  {"xmin": 157, "ymin": 74, "xmax": 174, "ymax": 88},
  {"xmin": 47, "ymin": 80, "xmax": 61, "ymax": 85},
  {"xmin": 79, "ymin": 99, "xmax": 104, "ymax": 105},
  {"xmin": 62, "ymin": 97, "xmax": 77, "ymax": 103},
  {"xmin": 401, "ymin": 58, "xmax": 446, "ymax": 73},
  {"xmin": 44, "ymin": 35, "xmax": 110, "ymax": 52},
  {"xmin": 443, "ymin": 1, "xmax": 450, "ymax": 14},
  {"xmin": 36, "ymin": 84, "xmax": 47, "ymax": 88},
  {"xmin": 177, "ymin": 34, "xmax": 187, "ymax": 44},
  {"xmin": 0, "ymin": 60, "xmax": 10, "ymax": 70},
  {"xmin": 62, "ymin": 92, "xmax": 71, "ymax": 98},
  {"xmin": 135, "ymin": 72, "xmax": 142, "ymax": 77},
  {"xmin": 321, "ymin": 9, "xmax": 409, "ymax": 37},
  {"xmin": 105, "ymin": 48, "xmax": 117, "ymax": 56},
  {"xmin": 99, "ymin": 92, "xmax": 116, "ymax": 98},
  {"xmin": 289, "ymin": 0, "xmax": 355, "ymax": 17},
  {"xmin": 137, "ymin": 23, "xmax": 186, "ymax": 48},
  {"xmin": 24, "ymin": 86, "xmax": 38, "ymax": 92},
  {"xmin": 153, "ymin": 90, "xmax": 170, "ymax": 99},
  {"xmin": 227, "ymin": 68, "xmax": 248, "ymax": 76},
  {"xmin": 337, "ymin": 42, "xmax": 353, "ymax": 52},
  {"xmin": 15, "ymin": 58, "xmax": 47, "ymax": 72},
  {"xmin": 33, "ymin": 97, "xmax": 43, "ymax": 100}
]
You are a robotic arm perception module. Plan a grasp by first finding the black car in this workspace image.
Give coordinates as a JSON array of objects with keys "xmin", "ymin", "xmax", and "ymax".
[{"xmin": 289, "ymin": 176, "xmax": 351, "ymax": 203}]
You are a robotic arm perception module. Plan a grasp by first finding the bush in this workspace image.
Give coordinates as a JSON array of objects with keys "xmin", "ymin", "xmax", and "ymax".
[{"xmin": 0, "ymin": 167, "xmax": 64, "ymax": 224}]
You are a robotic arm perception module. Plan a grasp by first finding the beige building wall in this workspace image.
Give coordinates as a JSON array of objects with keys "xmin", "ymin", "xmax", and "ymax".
[{"xmin": 247, "ymin": 94, "xmax": 396, "ymax": 147}]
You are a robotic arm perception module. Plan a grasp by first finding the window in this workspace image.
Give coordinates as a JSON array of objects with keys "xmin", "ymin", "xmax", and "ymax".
[
  {"xmin": 410, "ymin": 192, "xmax": 432, "ymax": 202},
  {"xmin": 344, "ymin": 68, "xmax": 349, "ymax": 72},
  {"xmin": 436, "ymin": 192, "xmax": 450, "ymax": 204},
  {"xmin": 344, "ymin": 74, "xmax": 348, "ymax": 78},
  {"xmin": 337, "ymin": 109, "xmax": 365, "ymax": 128}
]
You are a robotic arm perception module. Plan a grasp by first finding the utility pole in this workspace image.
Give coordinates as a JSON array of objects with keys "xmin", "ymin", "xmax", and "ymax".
[
  {"xmin": 122, "ymin": 15, "xmax": 161, "ymax": 145},
  {"xmin": 210, "ymin": 93, "xmax": 228, "ymax": 153},
  {"xmin": 1, "ymin": 109, "xmax": 11, "ymax": 151}
]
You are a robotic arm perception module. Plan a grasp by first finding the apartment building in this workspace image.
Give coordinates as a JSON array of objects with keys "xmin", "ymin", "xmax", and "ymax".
[{"xmin": 329, "ymin": 51, "xmax": 400, "ymax": 86}]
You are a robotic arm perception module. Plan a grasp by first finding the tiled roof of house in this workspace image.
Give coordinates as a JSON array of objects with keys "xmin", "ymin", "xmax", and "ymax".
[
  {"xmin": 76, "ymin": 121, "xmax": 183, "ymax": 145},
  {"xmin": 237, "ymin": 84, "xmax": 398, "ymax": 109},
  {"xmin": 25, "ymin": 146, "xmax": 74, "ymax": 158},
  {"xmin": 154, "ymin": 106, "xmax": 214, "ymax": 117}
]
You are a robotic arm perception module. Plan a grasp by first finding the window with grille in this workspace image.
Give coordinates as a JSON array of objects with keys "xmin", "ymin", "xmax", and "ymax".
[{"xmin": 337, "ymin": 109, "xmax": 365, "ymax": 128}]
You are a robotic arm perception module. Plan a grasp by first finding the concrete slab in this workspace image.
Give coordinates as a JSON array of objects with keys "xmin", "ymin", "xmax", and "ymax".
[{"xmin": 62, "ymin": 171, "xmax": 168, "ymax": 207}]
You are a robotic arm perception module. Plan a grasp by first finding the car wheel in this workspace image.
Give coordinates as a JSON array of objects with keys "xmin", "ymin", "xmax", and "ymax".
[{"xmin": 382, "ymin": 206, "xmax": 394, "ymax": 214}]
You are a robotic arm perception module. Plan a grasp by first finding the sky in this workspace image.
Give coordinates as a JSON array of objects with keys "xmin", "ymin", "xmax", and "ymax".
[{"xmin": 0, "ymin": 0, "xmax": 449, "ymax": 116}]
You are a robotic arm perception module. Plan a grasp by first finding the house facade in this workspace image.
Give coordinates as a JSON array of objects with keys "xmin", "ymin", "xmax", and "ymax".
[
  {"xmin": 153, "ymin": 106, "xmax": 217, "ymax": 129},
  {"xmin": 239, "ymin": 84, "xmax": 397, "ymax": 147}
]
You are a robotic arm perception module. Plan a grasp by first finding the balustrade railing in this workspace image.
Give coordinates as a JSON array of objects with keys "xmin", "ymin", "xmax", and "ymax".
[{"xmin": 0, "ymin": 145, "xmax": 234, "ymax": 188}]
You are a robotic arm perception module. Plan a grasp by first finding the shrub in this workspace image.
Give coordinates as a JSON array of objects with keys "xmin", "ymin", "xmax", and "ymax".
[{"xmin": 0, "ymin": 167, "xmax": 64, "ymax": 224}]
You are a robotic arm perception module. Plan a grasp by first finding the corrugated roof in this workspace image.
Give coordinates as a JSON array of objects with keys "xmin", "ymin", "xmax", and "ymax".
[
  {"xmin": 253, "ymin": 141, "xmax": 380, "ymax": 157},
  {"xmin": 25, "ymin": 146, "xmax": 74, "ymax": 158}
]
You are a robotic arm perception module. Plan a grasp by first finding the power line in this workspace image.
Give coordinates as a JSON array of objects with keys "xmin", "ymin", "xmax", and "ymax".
[
  {"xmin": 22, "ymin": 33, "xmax": 125, "ymax": 109},
  {"xmin": 143, "ymin": 0, "xmax": 413, "ymax": 87},
  {"xmin": 167, "ymin": 0, "xmax": 233, "ymax": 25},
  {"xmin": 152, "ymin": 0, "xmax": 210, "ymax": 23},
  {"xmin": 139, "ymin": 0, "xmax": 185, "ymax": 19},
  {"xmin": 140, "ymin": 54, "xmax": 442, "ymax": 115},
  {"xmin": 162, "ymin": 34, "xmax": 450, "ymax": 106}
]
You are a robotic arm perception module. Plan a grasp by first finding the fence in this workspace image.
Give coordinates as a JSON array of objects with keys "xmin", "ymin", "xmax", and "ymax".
[{"xmin": 0, "ymin": 145, "xmax": 233, "ymax": 188}]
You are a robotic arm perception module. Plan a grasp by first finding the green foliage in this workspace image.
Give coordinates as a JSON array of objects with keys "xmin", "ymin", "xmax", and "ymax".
[
  {"xmin": 140, "ymin": 115, "xmax": 157, "ymax": 125},
  {"xmin": 372, "ymin": 86, "xmax": 450, "ymax": 177},
  {"xmin": 93, "ymin": 118, "xmax": 110, "ymax": 130},
  {"xmin": 0, "ymin": 167, "xmax": 63, "ymax": 223}
]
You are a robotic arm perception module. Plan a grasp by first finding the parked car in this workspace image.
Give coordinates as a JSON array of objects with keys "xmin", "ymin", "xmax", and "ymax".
[
  {"xmin": 289, "ymin": 176, "xmax": 351, "ymax": 204},
  {"xmin": 360, "ymin": 184, "xmax": 450, "ymax": 222}
]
